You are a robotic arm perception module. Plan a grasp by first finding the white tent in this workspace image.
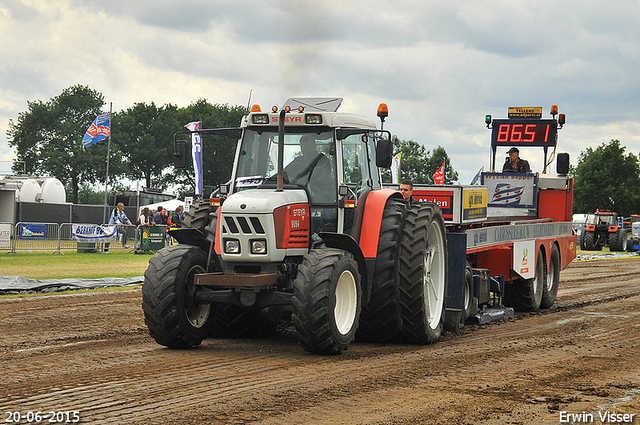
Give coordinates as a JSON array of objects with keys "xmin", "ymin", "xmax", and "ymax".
[{"xmin": 138, "ymin": 199, "xmax": 185, "ymax": 215}]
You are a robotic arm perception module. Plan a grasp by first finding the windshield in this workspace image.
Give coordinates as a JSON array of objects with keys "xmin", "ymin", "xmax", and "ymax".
[
  {"xmin": 236, "ymin": 128, "xmax": 337, "ymax": 204},
  {"xmin": 586, "ymin": 214, "xmax": 616, "ymax": 226}
]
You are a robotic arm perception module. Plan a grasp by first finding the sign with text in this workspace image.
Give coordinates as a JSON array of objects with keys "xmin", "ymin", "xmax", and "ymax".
[
  {"xmin": 19, "ymin": 223, "xmax": 46, "ymax": 240},
  {"xmin": 482, "ymin": 173, "xmax": 537, "ymax": 208},
  {"xmin": 0, "ymin": 223, "xmax": 11, "ymax": 247},
  {"xmin": 72, "ymin": 224, "xmax": 117, "ymax": 243}
]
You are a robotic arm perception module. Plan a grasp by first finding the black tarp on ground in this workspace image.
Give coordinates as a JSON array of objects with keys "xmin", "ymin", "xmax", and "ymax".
[{"xmin": 0, "ymin": 275, "xmax": 144, "ymax": 294}]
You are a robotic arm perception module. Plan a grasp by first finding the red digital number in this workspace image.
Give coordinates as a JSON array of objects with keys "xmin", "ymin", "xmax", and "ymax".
[
  {"xmin": 524, "ymin": 124, "xmax": 536, "ymax": 141},
  {"xmin": 497, "ymin": 124, "xmax": 510, "ymax": 142},
  {"xmin": 544, "ymin": 124, "xmax": 550, "ymax": 143},
  {"xmin": 499, "ymin": 123, "xmax": 541, "ymax": 143}
]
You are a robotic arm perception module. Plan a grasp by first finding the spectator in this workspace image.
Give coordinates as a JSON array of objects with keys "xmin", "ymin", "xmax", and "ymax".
[
  {"xmin": 154, "ymin": 207, "xmax": 168, "ymax": 225},
  {"xmin": 168, "ymin": 205, "xmax": 184, "ymax": 228},
  {"xmin": 107, "ymin": 202, "xmax": 132, "ymax": 252},
  {"xmin": 502, "ymin": 147, "xmax": 532, "ymax": 173},
  {"xmin": 399, "ymin": 179, "xmax": 414, "ymax": 203},
  {"xmin": 138, "ymin": 207, "xmax": 155, "ymax": 226}
]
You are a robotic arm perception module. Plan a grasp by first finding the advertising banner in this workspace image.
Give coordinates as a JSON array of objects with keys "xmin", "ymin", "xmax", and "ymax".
[
  {"xmin": 19, "ymin": 223, "xmax": 47, "ymax": 239},
  {"xmin": 72, "ymin": 224, "xmax": 117, "ymax": 243},
  {"xmin": 482, "ymin": 173, "xmax": 537, "ymax": 208},
  {"xmin": 0, "ymin": 223, "xmax": 11, "ymax": 247}
]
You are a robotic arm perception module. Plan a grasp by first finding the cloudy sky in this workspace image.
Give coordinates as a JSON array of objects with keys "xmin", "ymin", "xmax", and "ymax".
[{"xmin": 1, "ymin": 0, "xmax": 639, "ymax": 184}]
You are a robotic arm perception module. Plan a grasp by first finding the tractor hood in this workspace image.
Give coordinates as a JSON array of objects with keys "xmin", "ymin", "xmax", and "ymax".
[{"xmin": 222, "ymin": 189, "xmax": 308, "ymax": 215}]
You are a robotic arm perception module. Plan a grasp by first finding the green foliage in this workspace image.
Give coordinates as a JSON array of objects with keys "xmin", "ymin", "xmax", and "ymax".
[
  {"xmin": 383, "ymin": 137, "xmax": 458, "ymax": 184},
  {"xmin": 7, "ymin": 87, "xmax": 248, "ymax": 202},
  {"xmin": 7, "ymin": 85, "xmax": 111, "ymax": 203},
  {"xmin": 114, "ymin": 102, "xmax": 178, "ymax": 189},
  {"xmin": 74, "ymin": 182, "xmax": 110, "ymax": 205},
  {"xmin": 167, "ymin": 100, "xmax": 248, "ymax": 198},
  {"xmin": 573, "ymin": 139, "xmax": 640, "ymax": 217}
]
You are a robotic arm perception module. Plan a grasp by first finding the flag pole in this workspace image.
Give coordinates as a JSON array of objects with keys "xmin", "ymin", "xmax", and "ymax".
[{"xmin": 102, "ymin": 102, "xmax": 112, "ymax": 224}]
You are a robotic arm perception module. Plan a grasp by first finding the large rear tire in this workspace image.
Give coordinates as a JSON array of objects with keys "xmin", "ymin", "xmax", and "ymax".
[
  {"xmin": 581, "ymin": 231, "xmax": 596, "ymax": 250},
  {"xmin": 609, "ymin": 228, "xmax": 627, "ymax": 252},
  {"xmin": 540, "ymin": 245, "xmax": 560, "ymax": 309},
  {"xmin": 142, "ymin": 245, "xmax": 213, "ymax": 348},
  {"xmin": 398, "ymin": 203, "xmax": 448, "ymax": 345},
  {"xmin": 183, "ymin": 201, "xmax": 215, "ymax": 232},
  {"xmin": 357, "ymin": 198, "xmax": 406, "ymax": 343},
  {"xmin": 292, "ymin": 249, "xmax": 362, "ymax": 354}
]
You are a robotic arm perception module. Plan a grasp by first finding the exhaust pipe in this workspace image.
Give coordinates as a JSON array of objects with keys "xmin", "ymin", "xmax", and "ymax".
[{"xmin": 277, "ymin": 108, "xmax": 287, "ymax": 192}]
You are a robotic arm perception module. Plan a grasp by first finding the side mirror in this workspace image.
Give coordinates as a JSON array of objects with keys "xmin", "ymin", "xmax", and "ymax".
[
  {"xmin": 557, "ymin": 152, "xmax": 569, "ymax": 176},
  {"xmin": 174, "ymin": 139, "xmax": 188, "ymax": 169},
  {"xmin": 376, "ymin": 137, "xmax": 393, "ymax": 168}
]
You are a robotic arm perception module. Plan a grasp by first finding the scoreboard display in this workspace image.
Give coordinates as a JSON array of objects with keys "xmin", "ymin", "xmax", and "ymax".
[{"xmin": 490, "ymin": 119, "xmax": 557, "ymax": 148}]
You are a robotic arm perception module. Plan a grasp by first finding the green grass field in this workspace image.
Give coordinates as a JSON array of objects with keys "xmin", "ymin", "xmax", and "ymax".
[{"xmin": 0, "ymin": 250, "xmax": 152, "ymax": 280}]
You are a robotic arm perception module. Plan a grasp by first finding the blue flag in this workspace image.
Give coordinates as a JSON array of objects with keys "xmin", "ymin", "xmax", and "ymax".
[
  {"xmin": 82, "ymin": 113, "xmax": 111, "ymax": 149},
  {"xmin": 185, "ymin": 121, "xmax": 203, "ymax": 196}
]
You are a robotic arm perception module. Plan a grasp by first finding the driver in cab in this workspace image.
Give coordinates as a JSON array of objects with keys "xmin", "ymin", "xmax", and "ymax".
[{"xmin": 284, "ymin": 134, "xmax": 334, "ymax": 202}]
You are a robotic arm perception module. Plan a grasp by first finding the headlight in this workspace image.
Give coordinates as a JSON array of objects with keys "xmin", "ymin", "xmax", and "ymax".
[
  {"xmin": 251, "ymin": 114, "xmax": 269, "ymax": 124},
  {"xmin": 251, "ymin": 240, "xmax": 267, "ymax": 254},
  {"xmin": 225, "ymin": 239, "xmax": 240, "ymax": 253},
  {"xmin": 305, "ymin": 114, "xmax": 322, "ymax": 124}
]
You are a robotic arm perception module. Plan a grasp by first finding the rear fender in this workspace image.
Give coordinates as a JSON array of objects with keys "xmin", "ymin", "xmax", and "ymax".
[{"xmin": 357, "ymin": 189, "xmax": 404, "ymax": 258}]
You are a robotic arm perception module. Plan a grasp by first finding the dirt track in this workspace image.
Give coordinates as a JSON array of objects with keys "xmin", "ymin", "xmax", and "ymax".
[{"xmin": 1, "ymin": 257, "xmax": 640, "ymax": 425}]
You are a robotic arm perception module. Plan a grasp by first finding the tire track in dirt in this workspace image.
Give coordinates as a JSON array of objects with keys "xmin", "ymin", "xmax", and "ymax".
[{"xmin": 1, "ymin": 258, "xmax": 639, "ymax": 424}]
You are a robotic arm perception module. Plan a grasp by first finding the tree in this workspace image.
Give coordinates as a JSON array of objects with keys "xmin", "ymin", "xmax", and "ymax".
[
  {"xmin": 384, "ymin": 137, "xmax": 458, "ymax": 184},
  {"xmin": 114, "ymin": 102, "xmax": 179, "ymax": 189},
  {"xmin": 6, "ymin": 85, "xmax": 116, "ymax": 203},
  {"xmin": 162, "ymin": 100, "xmax": 248, "ymax": 198},
  {"xmin": 573, "ymin": 139, "xmax": 640, "ymax": 217}
]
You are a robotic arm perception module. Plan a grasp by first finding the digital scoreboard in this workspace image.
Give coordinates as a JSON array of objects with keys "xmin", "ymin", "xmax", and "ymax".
[{"xmin": 490, "ymin": 119, "xmax": 557, "ymax": 148}]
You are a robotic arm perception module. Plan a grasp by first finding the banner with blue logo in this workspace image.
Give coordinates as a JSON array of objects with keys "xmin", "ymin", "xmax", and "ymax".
[
  {"xmin": 185, "ymin": 121, "xmax": 203, "ymax": 195},
  {"xmin": 82, "ymin": 113, "xmax": 111, "ymax": 149},
  {"xmin": 72, "ymin": 224, "xmax": 117, "ymax": 243},
  {"xmin": 482, "ymin": 173, "xmax": 537, "ymax": 208}
]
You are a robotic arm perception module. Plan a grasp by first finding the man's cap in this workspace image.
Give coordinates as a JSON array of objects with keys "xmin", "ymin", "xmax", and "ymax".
[{"xmin": 507, "ymin": 147, "xmax": 519, "ymax": 154}]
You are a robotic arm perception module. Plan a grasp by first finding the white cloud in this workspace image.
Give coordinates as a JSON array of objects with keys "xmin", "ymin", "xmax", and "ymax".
[{"xmin": 1, "ymin": 0, "xmax": 639, "ymax": 184}]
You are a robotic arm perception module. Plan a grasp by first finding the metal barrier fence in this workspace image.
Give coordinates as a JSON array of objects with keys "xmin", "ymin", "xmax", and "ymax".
[{"xmin": 0, "ymin": 222, "xmax": 145, "ymax": 254}]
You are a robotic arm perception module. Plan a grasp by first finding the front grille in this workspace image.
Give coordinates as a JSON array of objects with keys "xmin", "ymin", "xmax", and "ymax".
[{"xmin": 222, "ymin": 215, "xmax": 266, "ymax": 236}]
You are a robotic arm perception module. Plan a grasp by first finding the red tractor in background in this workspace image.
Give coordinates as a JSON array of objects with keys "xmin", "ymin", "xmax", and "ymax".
[{"xmin": 580, "ymin": 210, "xmax": 628, "ymax": 251}]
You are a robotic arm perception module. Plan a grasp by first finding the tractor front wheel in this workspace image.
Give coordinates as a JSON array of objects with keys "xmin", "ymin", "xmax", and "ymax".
[
  {"xmin": 292, "ymin": 249, "xmax": 362, "ymax": 354},
  {"xmin": 142, "ymin": 245, "xmax": 213, "ymax": 348}
]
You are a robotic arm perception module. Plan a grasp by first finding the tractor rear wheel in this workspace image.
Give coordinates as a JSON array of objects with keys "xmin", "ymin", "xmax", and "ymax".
[
  {"xmin": 357, "ymin": 198, "xmax": 406, "ymax": 343},
  {"xmin": 398, "ymin": 203, "xmax": 448, "ymax": 345},
  {"xmin": 183, "ymin": 200, "xmax": 215, "ymax": 232},
  {"xmin": 142, "ymin": 245, "xmax": 213, "ymax": 348},
  {"xmin": 609, "ymin": 228, "xmax": 628, "ymax": 252},
  {"xmin": 540, "ymin": 245, "xmax": 560, "ymax": 309},
  {"xmin": 581, "ymin": 231, "xmax": 596, "ymax": 250},
  {"xmin": 292, "ymin": 249, "xmax": 362, "ymax": 354}
]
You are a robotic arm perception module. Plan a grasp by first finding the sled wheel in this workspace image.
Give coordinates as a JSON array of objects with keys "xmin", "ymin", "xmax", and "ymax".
[{"xmin": 540, "ymin": 245, "xmax": 560, "ymax": 309}]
